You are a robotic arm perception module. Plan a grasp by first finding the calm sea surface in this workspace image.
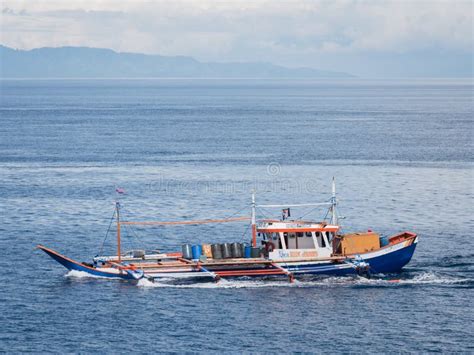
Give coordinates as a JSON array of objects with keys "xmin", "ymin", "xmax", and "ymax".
[{"xmin": 0, "ymin": 79, "xmax": 473, "ymax": 352}]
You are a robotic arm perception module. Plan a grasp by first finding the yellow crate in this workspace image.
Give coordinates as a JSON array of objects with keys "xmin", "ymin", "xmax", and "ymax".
[{"xmin": 340, "ymin": 232, "xmax": 380, "ymax": 255}]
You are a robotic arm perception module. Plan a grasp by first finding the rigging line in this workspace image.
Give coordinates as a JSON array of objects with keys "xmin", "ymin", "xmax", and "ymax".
[
  {"xmin": 257, "ymin": 206, "xmax": 287, "ymax": 222},
  {"xmin": 323, "ymin": 205, "xmax": 331, "ymax": 221},
  {"xmin": 223, "ymin": 204, "xmax": 250, "ymax": 220},
  {"xmin": 128, "ymin": 223, "xmax": 143, "ymax": 244},
  {"xmin": 115, "ymin": 206, "xmax": 133, "ymax": 248},
  {"xmin": 296, "ymin": 198, "xmax": 331, "ymax": 220},
  {"xmin": 120, "ymin": 208, "xmax": 147, "ymax": 250},
  {"xmin": 121, "ymin": 223, "xmax": 133, "ymax": 250},
  {"xmin": 256, "ymin": 206, "xmax": 272, "ymax": 219},
  {"xmin": 122, "ymin": 223, "xmax": 137, "ymax": 250},
  {"xmin": 295, "ymin": 205, "xmax": 321, "ymax": 220},
  {"xmin": 98, "ymin": 209, "xmax": 116, "ymax": 256},
  {"xmin": 128, "ymin": 223, "xmax": 147, "ymax": 250},
  {"xmin": 240, "ymin": 222, "xmax": 252, "ymax": 242},
  {"xmin": 216, "ymin": 204, "xmax": 250, "ymax": 235},
  {"xmin": 335, "ymin": 204, "xmax": 345, "ymax": 230}
]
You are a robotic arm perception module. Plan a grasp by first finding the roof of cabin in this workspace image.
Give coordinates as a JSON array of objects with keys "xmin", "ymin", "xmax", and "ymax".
[{"xmin": 257, "ymin": 220, "xmax": 339, "ymax": 233}]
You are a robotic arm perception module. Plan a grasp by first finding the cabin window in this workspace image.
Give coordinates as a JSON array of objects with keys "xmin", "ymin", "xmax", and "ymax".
[
  {"xmin": 277, "ymin": 233, "xmax": 283, "ymax": 249},
  {"xmin": 315, "ymin": 231, "xmax": 326, "ymax": 248},
  {"xmin": 324, "ymin": 232, "xmax": 333, "ymax": 242},
  {"xmin": 283, "ymin": 232, "xmax": 289, "ymax": 249},
  {"xmin": 305, "ymin": 232, "xmax": 312, "ymax": 237},
  {"xmin": 321, "ymin": 234, "xmax": 326, "ymax": 247}
]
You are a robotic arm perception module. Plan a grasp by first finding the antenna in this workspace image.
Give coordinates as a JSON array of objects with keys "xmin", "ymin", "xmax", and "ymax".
[
  {"xmin": 251, "ymin": 190, "xmax": 257, "ymax": 247},
  {"xmin": 331, "ymin": 177, "xmax": 337, "ymax": 226}
]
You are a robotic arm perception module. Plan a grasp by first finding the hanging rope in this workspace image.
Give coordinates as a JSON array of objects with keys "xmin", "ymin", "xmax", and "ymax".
[
  {"xmin": 98, "ymin": 209, "xmax": 116, "ymax": 256},
  {"xmin": 296, "ymin": 198, "xmax": 332, "ymax": 220},
  {"xmin": 122, "ymin": 223, "xmax": 141, "ymax": 251},
  {"xmin": 240, "ymin": 222, "xmax": 252, "ymax": 242},
  {"xmin": 256, "ymin": 206, "xmax": 272, "ymax": 220},
  {"xmin": 119, "ymin": 206, "xmax": 147, "ymax": 251},
  {"xmin": 323, "ymin": 204, "xmax": 331, "ymax": 221}
]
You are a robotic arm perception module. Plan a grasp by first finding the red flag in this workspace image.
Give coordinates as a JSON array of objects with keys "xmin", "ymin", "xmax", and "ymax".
[{"xmin": 115, "ymin": 187, "xmax": 125, "ymax": 194}]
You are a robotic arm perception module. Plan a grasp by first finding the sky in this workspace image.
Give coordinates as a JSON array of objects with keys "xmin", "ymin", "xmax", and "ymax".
[{"xmin": 1, "ymin": 0, "xmax": 473, "ymax": 77}]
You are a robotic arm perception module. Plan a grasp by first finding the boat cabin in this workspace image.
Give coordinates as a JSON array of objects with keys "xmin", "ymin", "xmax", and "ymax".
[{"xmin": 257, "ymin": 220, "xmax": 339, "ymax": 259}]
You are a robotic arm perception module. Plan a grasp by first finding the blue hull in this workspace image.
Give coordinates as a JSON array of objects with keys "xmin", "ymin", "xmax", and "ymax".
[
  {"xmin": 364, "ymin": 243, "xmax": 417, "ymax": 274},
  {"xmin": 284, "ymin": 241, "xmax": 417, "ymax": 276},
  {"xmin": 38, "ymin": 245, "xmax": 134, "ymax": 279}
]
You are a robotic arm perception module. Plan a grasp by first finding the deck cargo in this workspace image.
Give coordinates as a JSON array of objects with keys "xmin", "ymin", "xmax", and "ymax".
[{"xmin": 339, "ymin": 232, "xmax": 380, "ymax": 255}]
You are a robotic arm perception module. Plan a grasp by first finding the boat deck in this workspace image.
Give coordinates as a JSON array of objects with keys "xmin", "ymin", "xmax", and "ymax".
[{"xmin": 110, "ymin": 255, "xmax": 349, "ymax": 272}]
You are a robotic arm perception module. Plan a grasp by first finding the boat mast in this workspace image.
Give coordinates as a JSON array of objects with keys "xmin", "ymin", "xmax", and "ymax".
[
  {"xmin": 331, "ymin": 177, "xmax": 337, "ymax": 226},
  {"xmin": 116, "ymin": 201, "xmax": 121, "ymax": 262},
  {"xmin": 251, "ymin": 191, "xmax": 257, "ymax": 247}
]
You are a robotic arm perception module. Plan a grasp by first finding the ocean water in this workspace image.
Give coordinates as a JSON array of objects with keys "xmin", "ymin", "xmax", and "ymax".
[{"xmin": 0, "ymin": 79, "xmax": 473, "ymax": 353}]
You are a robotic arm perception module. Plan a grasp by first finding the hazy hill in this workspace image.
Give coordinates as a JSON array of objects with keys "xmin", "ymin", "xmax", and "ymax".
[{"xmin": 0, "ymin": 45, "xmax": 353, "ymax": 78}]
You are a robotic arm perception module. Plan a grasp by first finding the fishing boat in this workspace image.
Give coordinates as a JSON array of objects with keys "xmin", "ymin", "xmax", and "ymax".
[{"xmin": 38, "ymin": 179, "xmax": 418, "ymax": 283}]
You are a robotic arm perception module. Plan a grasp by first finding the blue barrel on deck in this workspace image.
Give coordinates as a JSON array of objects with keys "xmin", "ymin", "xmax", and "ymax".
[
  {"xmin": 192, "ymin": 245, "xmax": 202, "ymax": 260},
  {"xmin": 244, "ymin": 245, "xmax": 252, "ymax": 258}
]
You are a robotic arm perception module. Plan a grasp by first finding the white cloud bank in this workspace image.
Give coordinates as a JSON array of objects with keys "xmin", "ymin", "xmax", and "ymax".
[{"xmin": 1, "ymin": 0, "xmax": 472, "ymax": 76}]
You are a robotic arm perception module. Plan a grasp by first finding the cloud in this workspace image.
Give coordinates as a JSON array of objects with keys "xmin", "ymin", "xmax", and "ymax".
[{"xmin": 1, "ymin": 0, "xmax": 472, "ymax": 76}]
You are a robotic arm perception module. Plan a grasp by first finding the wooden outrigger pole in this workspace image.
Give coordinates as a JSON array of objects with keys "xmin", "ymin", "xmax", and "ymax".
[{"xmin": 121, "ymin": 216, "xmax": 249, "ymax": 226}]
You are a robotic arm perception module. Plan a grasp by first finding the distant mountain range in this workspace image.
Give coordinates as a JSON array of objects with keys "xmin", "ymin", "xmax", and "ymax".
[{"xmin": 0, "ymin": 45, "xmax": 353, "ymax": 79}]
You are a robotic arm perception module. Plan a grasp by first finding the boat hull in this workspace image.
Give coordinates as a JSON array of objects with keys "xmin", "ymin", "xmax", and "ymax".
[
  {"xmin": 38, "ymin": 236, "xmax": 417, "ymax": 281},
  {"xmin": 38, "ymin": 245, "xmax": 135, "ymax": 280},
  {"xmin": 281, "ymin": 238, "xmax": 417, "ymax": 276}
]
